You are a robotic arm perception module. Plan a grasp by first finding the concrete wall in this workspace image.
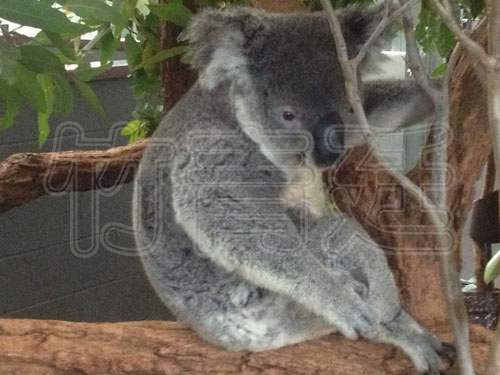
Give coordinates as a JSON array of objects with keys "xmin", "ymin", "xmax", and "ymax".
[{"xmin": 0, "ymin": 77, "xmax": 173, "ymax": 322}]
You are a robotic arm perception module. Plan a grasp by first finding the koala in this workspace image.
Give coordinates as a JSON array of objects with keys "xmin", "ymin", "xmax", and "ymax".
[{"xmin": 133, "ymin": 6, "xmax": 449, "ymax": 374}]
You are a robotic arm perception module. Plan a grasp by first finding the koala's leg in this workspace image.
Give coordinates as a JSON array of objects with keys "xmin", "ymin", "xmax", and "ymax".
[
  {"xmin": 172, "ymin": 170, "xmax": 376, "ymax": 339},
  {"xmin": 306, "ymin": 213, "xmax": 451, "ymax": 374}
]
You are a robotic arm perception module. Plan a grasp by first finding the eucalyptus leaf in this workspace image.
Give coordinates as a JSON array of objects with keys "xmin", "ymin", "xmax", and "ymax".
[
  {"xmin": 150, "ymin": 1, "xmax": 193, "ymax": 28},
  {"xmin": 470, "ymin": 0, "xmax": 485, "ymax": 18},
  {"xmin": 0, "ymin": 40, "xmax": 21, "ymax": 84},
  {"xmin": 131, "ymin": 46, "xmax": 187, "ymax": 72},
  {"xmin": 73, "ymin": 62, "xmax": 113, "ymax": 82},
  {"xmin": 125, "ymin": 34, "xmax": 142, "ymax": 69},
  {"xmin": 99, "ymin": 29, "xmax": 121, "ymax": 64},
  {"xmin": 37, "ymin": 74, "xmax": 55, "ymax": 114},
  {"xmin": 0, "ymin": 0, "xmax": 89, "ymax": 35},
  {"xmin": 65, "ymin": 0, "xmax": 127, "ymax": 27},
  {"xmin": 44, "ymin": 32, "xmax": 77, "ymax": 61},
  {"xmin": 38, "ymin": 111, "xmax": 51, "ymax": 146},
  {"xmin": 19, "ymin": 45, "xmax": 64, "ymax": 73},
  {"xmin": 485, "ymin": 251, "xmax": 500, "ymax": 284},
  {"xmin": 0, "ymin": 96, "xmax": 20, "ymax": 130},
  {"xmin": 431, "ymin": 62, "xmax": 447, "ymax": 77},
  {"xmin": 74, "ymin": 79, "xmax": 107, "ymax": 119},
  {"xmin": 121, "ymin": 119, "xmax": 142, "ymax": 135},
  {"xmin": 51, "ymin": 73, "xmax": 74, "ymax": 116},
  {"xmin": 15, "ymin": 65, "xmax": 47, "ymax": 112},
  {"xmin": 435, "ymin": 22, "xmax": 455, "ymax": 58}
]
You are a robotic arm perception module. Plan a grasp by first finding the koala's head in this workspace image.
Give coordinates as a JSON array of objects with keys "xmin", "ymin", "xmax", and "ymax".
[{"xmin": 184, "ymin": 6, "xmax": 386, "ymax": 170}]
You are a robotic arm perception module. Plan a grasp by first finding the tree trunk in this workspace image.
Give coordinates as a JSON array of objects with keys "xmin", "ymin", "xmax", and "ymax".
[
  {"xmin": 158, "ymin": 0, "xmax": 197, "ymax": 112},
  {"xmin": 0, "ymin": 319, "xmax": 493, "ymax": 375}
]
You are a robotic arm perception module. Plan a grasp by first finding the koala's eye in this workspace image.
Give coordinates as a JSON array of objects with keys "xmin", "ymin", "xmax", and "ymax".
[{"xmin": 282, "ymin": 111, "xmax": 296, "ymax": 121}]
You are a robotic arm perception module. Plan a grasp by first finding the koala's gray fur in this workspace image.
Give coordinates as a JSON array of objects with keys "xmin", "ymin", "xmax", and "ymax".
[{"xmin": 133, "ymin": 6, "xmax": 448, "ymax": 374}]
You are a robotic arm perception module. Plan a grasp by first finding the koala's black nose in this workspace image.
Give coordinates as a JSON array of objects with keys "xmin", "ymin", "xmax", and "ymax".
[{"xmin": 312, "ymin": 112, "xmax": 345, "ymax": 167}]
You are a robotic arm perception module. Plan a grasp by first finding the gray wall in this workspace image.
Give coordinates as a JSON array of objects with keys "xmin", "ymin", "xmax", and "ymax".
[{"xmin": 0, "ymin": 77, "xmax": 173, "ymax": 322}]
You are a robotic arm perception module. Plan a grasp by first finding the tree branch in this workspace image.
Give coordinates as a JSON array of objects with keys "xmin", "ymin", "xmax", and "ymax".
[
  {"xmin": 0, "ymin": 319, "xmax": 494, "ymax": 374},
  {"xmin": 0, "ymin": 140, "xmax": 148, "ymax": 213}
]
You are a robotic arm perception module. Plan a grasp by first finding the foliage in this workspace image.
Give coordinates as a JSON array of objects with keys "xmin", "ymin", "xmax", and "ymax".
[
  {"xmin": 485, "ymin": 250, "xmax": 500, "ymax": 285},
  {"xmin": 0, "ymin": 0, "xmax": 243, "ymax": 145},
  {"xmin": 0, "ymin": 0, "xmax": 487, "ymax": 144}
]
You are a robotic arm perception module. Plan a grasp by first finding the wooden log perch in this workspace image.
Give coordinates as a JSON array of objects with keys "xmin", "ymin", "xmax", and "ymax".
[
  {"xmin": 0, "ymin": 319, "xmax": 494, "ymax": 375},
  {"xmin": 0, "ymin": 139, "xmax": 148, "ymax": 213}
]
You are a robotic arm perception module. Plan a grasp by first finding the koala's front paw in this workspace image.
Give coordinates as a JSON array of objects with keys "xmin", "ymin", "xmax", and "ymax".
[
  {"xmin": 403, "ymin": 333, "xmax": 454, "ymax": 374},
  {"xmin": 329, "ymin": 281, "xmax": 374, "ymax": 339}
]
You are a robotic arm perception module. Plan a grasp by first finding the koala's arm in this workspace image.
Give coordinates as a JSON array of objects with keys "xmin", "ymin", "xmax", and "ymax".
[
  {"xmin": 171, "ymin": 142, "xmax": 373, "ymax": 339},
  {"xmin": 364, "ymin": 79, "xmax": 442, "ymax": 131}
]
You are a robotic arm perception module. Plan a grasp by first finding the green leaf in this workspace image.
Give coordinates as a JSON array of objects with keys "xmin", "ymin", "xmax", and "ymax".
[
  {"xmin": 150, "ymin": 1, "xmax": 193, "ymax": 28},
  {"xmin": 111, "ymin": 0, "xmax": 126, "ymax": 38},
  {"xmin": 0, "ymin": 0, "xmax": 89, "ymax": 36},
  {"xmin": 15, "ymin": 65, "xmax": 47, "ymax": 112},
  {"xmin": 470, "ymin": 0, "xmax": 485, "ymax": 18},
  {"xmin": 131, "ymin": 46, "xmax": 187, "ymax": 72},
  {"xmin": 64, "ymin": 0, "xmax": 127, "ymax": 26},
  {"xmin": 485, "ymin": 251, "xmax": 500, "ymax": 284},
  {"xmin": 0, "ymin": 96, "xmax": 20, "ymax": 130},
  {"xmin": 35, "ymin": 74, "xmax": 55, "ymax": 146},
  {"xmin": 51, "ymin": 73, "xmax": 74, "ymax": 116},
  {"xmin": 45, "ymin": 32, "xmax": 77, "ymax": 61},
  {"xmin": 19, "ymin": 45, "xmax": 64, "ymax": 74},
  {"xmin": 73, "ymin": 62, "xmax": 113, "ymax": 81},
  {"xmin": 435, "ymin": 22, "xmax": 455, "ymax": 58},
  {"xmin": 431, "ymin": 62, "xmax": 447, "ymax": 77},
  {"xmin": 125, "ymin": 34, "xmax": 142, "ymax": 69},
  {"xmin": 74, "ymin": 79, "xmax": 107, "ymax": 119},
  {"xmin": 99, "ymin": 28, "xmax": 121, "ymax": 64},
  {"xmin": 38, "ymin": 74, "xmax": 55, "ymax": 114},
  {"xmin": 121, "ymin": 119, "xmax": 142, "ymax": 135},
  {"xmin": 0, "ymin": 40, "xmax": 21, "ymax": 84},
  {"xmin": 38, "ymin": 111, "xmax": 51, "ymax": 146},
  {"xmin": 131, "ymin": 70, "xmax": 161, "ymax": 98}
]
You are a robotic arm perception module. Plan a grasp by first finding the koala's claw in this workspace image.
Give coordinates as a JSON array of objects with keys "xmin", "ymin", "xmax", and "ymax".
[{"xmin": 402, "ymin": 335, "xmax": 453, "ymax": 374}]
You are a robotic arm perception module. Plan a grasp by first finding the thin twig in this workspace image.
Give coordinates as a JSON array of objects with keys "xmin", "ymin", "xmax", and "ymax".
[
  {"xmin": 320, "ymin": 1, "xmax": 474, "ymax": 374},
  {"xmin": 398, "ymin": 0, "xmax": 442, "ymax": 109},
  {"xmin": 354, "ymin": 0, "xmax": 420, "ymax": 66},
  {"xmin": 439, "ymin": 43, "xmax": 476, "ymax": 375}
]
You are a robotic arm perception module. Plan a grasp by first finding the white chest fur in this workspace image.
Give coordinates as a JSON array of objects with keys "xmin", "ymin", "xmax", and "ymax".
[{"xmin": 281, "ymin": 167, "xmax": 330, "ymax": 219}]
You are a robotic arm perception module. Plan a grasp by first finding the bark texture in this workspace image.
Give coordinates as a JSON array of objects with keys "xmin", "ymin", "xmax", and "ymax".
[
  {"xmin": 0, "ymin": 319, "xmax": 493, "ymax": 375},
  {"xmin": 0, "ymin": 140, "xmax": 148, "ymax": 213}
]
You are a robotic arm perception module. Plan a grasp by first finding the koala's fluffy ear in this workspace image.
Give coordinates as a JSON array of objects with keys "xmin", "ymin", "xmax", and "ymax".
[
  {"xmin": 338, "ymin": 5, "xmax": 391, "ymax": 59},
  {"xmin": 181, "ymin": 8, "xmax": 269, "ymax": 90}
]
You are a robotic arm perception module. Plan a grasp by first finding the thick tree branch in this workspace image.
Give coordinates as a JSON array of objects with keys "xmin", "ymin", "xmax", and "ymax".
[
  {"xmin": 0, "ymin": 140, "xmax": 148, "ymax": 213},
  {"xmin": 0, "ymin": 319, "xmax": 494, "ymax": 375}
]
